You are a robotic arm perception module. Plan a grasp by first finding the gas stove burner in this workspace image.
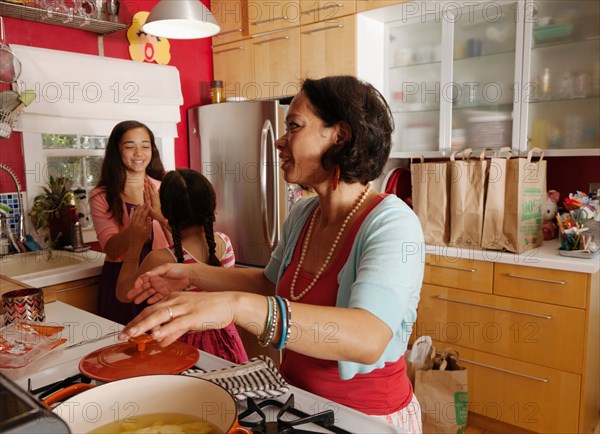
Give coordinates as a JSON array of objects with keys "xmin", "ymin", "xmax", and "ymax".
[{"xmin": 238, "ymin": 394, "xmax": 352, "ymax": 434}]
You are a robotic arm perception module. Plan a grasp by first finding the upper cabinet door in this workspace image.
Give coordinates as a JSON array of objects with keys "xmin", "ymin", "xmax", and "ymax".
[
  {"xmin": 386, "ymin": 12, "xmax": 444, "ymax": 157},
  {"xmin": 378, "ymin": 1, "xmax": 523, "ymax": 158},
  {"xmin": 519, "ymin": 0, "xmax": 600, "ymax": 156},
  {"xmin": 253, "ymin": 27, "xmax": 302, "ymax": 98},
  {"xmin": 301, "ymin": 15, "xmax": 357, "ymax": 79},
  {"xmin": 211, "ymin": 0, "xmax": 248, "ymax": 46},
  {"xmin": 248, "ymin": 0, "xmax": 301, "ymax": 35},
  {"xmin": 213, "ymin": 39, "xmax": 258, "ymax": 100},
  {"xmin": 357, "ymin": 0, "xmax": 404, "ymax": 13},
  {"xmin": 450, "ymin": 2, "xmax": 521, "ymax": 156},
  {"xmin": 300, "ymin": 0, "xmax": 356, "ymax": 25}
]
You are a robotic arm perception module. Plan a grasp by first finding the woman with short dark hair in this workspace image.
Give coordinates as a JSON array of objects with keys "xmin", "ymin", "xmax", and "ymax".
[{"xmin": 121, "ymin": 76, "xmax": 424, "ymax": 432}]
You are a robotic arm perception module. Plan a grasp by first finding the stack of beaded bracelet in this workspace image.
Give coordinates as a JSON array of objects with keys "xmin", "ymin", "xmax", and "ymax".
[{"xmin": 257, "ymin": 296, "xmax": 292, "ymax": 350}]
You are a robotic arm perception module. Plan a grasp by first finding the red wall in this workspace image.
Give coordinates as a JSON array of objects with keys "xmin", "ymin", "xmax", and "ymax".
[
  {"xmin": 1, "ymin": 6, "xmax": 597, "ymax": 200},
  {"xmin": 0, "ymin": 0, "xmax": 213, "ymax": 193}
]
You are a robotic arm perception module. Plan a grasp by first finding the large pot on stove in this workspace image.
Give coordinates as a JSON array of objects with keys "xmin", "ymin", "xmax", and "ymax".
[
  {"xmin": 42, "ymin": 334, "xmax": 250, "ymax": 433},
  {"xmin": 47, "ymin": 375, "xmax": 249, "ymax": 434}
]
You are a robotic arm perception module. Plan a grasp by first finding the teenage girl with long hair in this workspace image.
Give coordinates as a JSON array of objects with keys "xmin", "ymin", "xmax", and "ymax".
[
  {"xmin": 90, "ymin": 120, "xmax": 170, "ymax": 324},
  {"xmin": 116, "ymin": 168, "xmax": 248, "ymax": 363}
]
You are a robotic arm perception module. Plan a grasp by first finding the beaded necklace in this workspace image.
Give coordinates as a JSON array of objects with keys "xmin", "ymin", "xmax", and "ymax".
[{"xmin": 289, "ymin": 183, "xmax": 372, "ymax": 301}]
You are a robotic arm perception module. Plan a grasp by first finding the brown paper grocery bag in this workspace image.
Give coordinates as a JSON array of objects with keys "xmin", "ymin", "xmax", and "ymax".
[
  {"xmin": 504, "ymin": 148, "xmax": 547, "ymax": 253},
  {"xmin": 415, "ymin": 351, "xmax": 468, "ymax": 434},
  {"xmin": 481, "ymin": 148, "xmax": 546, "ymax": 252},
  {"xmin": 481, "ymin": 147, "xmax": 512, "ymax": 250},
  {"xmin": 411, "ymin": 156, "xmax": 450, "ymax": 245},
  {"xmin": 449, "ymin": 149, "xmax": 489, "ymax": 248}
]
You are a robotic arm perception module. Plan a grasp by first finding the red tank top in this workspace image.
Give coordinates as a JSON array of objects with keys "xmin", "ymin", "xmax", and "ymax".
[{"xmin": 278, "ymin": 194, "xmax": 413, "ymax": 415}]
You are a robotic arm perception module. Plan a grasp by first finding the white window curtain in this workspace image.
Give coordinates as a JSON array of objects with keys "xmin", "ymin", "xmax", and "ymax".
[{"xmin": 11, "ymin": 45, "xmax": 183, "ymax": 138}]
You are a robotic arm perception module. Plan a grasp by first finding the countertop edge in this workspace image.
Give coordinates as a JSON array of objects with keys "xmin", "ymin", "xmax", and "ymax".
[{"xmin": 424, "ymin": 239, "xmax": 600, "ymax": 274}]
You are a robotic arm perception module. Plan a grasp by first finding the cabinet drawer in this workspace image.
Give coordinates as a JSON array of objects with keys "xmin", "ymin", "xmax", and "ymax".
[
  {"xmin": 494, "ymin": 264, "xmax": 588, "ymax": 309},
  {"xmin": 428, "ymin": 341, "xmax": 581, "ymax": 434},
  {"xmin": 424, "ymin": 256, "xmax": 493, "ymax": 293},
  {"xmin": 415, "ymin": 285, "xmax": 586, "ymax": 373},
  {"xmin": 300, "ymin": 0, "xmax": 356, "ymax": 25},
  {"xmin": 45, "ymin": 277, "xmax": 100, "ymax": 314}
]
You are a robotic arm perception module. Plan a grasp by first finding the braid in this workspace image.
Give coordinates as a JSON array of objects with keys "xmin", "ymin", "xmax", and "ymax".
[
  {"xmin": 203, "ymin": 220, "xmax": 222, "ymax": 267},
  {"xmin": 171, "ymin": 223, "xmax": 185, "ymax": 264}
]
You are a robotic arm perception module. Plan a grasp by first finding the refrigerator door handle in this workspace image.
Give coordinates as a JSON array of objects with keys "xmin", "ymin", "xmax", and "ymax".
[{"xmin": 260, "ymin": 119, "xmax": 278, "ymax": 251}]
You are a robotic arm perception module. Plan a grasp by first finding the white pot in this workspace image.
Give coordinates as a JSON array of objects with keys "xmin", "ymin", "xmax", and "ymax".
[{"xmin": 48, "ymin": 375, "xmax": 250, "ymax": 434}]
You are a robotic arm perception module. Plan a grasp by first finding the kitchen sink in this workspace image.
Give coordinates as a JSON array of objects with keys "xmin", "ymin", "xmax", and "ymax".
[{"xmin": 0, "ymin": 250, "xmax": 105, "ymax": 287}]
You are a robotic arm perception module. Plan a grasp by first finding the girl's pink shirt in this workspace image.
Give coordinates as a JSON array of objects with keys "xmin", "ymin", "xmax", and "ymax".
[{"xmin": 89, "ymin": 176, "xmax": 169, "ymax": 262}]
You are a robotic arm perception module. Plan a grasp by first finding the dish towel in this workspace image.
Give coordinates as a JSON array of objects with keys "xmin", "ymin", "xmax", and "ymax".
[{"xmin": 182, "ymin": 355, "xmax": 289, "ymax": 401}]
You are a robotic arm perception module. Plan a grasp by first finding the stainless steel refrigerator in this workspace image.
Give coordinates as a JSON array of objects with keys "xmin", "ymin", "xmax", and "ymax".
[{"xmin": 187, "ymin": 100, "xmax": 288, "ymax": 268}]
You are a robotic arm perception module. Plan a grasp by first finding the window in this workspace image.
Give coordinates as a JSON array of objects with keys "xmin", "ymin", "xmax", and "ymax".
[{"xmin": 42, "ymin": 134, "xmax": 107, "ymax": 195}]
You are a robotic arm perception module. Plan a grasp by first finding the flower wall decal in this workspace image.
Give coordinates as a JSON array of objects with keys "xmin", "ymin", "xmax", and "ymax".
[{"xmin": 127, "ymin": 11, "xmax": 171, "ymax": 65}]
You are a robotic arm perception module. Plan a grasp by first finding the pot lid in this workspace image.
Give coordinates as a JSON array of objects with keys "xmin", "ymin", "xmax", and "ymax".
[{"xmin": 79, "ymin": 334, "xmax": 199, "ymax": 382}]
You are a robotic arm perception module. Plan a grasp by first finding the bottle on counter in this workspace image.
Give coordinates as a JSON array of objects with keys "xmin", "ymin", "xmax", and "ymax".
[{"xmin": 210, "ymin": 80, "xmax": 224, "ymax": 104}]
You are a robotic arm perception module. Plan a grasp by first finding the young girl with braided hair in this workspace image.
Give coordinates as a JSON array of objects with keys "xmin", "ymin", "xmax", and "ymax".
[{"xmin": 116, "ymin": 168, "xmax": 248, "ymax": 363}]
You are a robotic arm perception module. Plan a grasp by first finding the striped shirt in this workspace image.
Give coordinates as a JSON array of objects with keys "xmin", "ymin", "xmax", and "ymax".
[{"xmin": 167, "ymin": 232, "xmax": 235, "ymax": 268}]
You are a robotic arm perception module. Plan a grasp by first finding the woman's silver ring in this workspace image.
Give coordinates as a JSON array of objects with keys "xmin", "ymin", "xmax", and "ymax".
[{"xmin": 167, "ymin": 306, "xmax": 174, "ymax": 321}]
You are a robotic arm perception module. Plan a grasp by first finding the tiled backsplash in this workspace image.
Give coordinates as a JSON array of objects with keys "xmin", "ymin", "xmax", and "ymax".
[{"xmin": 0, "ymin": 191, "xmax": 24, "ymax": 236}]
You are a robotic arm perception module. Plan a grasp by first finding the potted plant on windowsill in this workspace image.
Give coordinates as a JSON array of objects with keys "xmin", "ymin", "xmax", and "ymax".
[{"xmin": 29, "ymin": 176, "xmax": 77, "ymax": 252}]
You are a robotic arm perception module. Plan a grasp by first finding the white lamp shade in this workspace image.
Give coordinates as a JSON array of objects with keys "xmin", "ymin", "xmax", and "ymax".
[{"xmin": 142, "ymin": 0, "xmax": 221, "ymax": 40}]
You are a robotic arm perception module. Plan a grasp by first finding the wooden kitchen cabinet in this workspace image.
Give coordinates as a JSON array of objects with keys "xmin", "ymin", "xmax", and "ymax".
[
  {"xmin": 433, "ymin": 340, "xmax": 582, "ymax": 434},
  {"xmin": 494, "ymin": 263, "xmax": 589, "ymax": 309},
  {"xmin": 252, "ymin": 27, "xmax": 302, "ymax": 99},
  {"xmin": 213, "ymin": 38, "xmax": 258, "ymax": 100},
  {"xmin": 299, "ymin": 0, "xmax": 356, "ymax": 25},
  {"xmin": 356, "ymin": 0, "xmax": 405, "ymax": 12},
  {"xmin": 43, "ymin": 276, "xmax": 100, "ymax": 315},
  {"xmin": 417, "ymin": 284, "xmax": 585, "ymax": 373},
  {"xmin": 248, "ymin": 0, "xmax": 300, "ymax": 35},
  {"xmin": 211, "ymin": 0, "xmax": 248, "ymax": 46},
  {"xmin": 423, "ymin": 256, "xmax": 493, "ymax": 293},
  {"xmin": 413, "ymin": 257, "xmax": 599, "ymax": 433},
  {"xmin": 300, "ymin": 14, "xmax": 357, "ymax": 80}
]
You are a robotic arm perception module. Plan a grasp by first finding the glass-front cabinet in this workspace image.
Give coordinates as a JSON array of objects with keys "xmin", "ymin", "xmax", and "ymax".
[
  {"xmin": 384, "ymin": 1, "xmax": 522, "ymax": 157},
  {"xmin": 450, "ymin": 2, "xmax": 520, "ymax": 155},
  {"xmin": 386, "ymin": 14, "xmax": 442, "ymax": 156},
  {"xmin": 362, "ymin": 0, "xmax": 599, "ymax": 157},
  {"xmin": 520, "ymin": 0, "xmax": 600, "ymax": 156}
]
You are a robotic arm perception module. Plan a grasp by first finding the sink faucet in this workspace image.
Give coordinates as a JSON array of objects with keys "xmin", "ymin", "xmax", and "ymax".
[{"xmin": 0, "ymin": 163, "xmax": 26, "ymax": 244}]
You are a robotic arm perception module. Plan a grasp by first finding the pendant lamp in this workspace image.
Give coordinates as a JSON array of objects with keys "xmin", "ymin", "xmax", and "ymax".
[{"xmin": 142, "ymin": 0, "xmax": 221, "ymax": 40}]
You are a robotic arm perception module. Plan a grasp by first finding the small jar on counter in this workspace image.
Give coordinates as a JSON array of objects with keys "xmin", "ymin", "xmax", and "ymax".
[{"xmin": 211, "ymin": 80, "xmax": 224, "ymax": 103}]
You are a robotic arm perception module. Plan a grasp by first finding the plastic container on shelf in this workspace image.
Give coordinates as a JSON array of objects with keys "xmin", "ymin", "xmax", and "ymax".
[
  {"xmin": 466, "ymin": 112, "xmax": 512, "ymax": 148},
  {"xmin": 533, "ymin": 24, "xmax": 574, "ymax": 41}
]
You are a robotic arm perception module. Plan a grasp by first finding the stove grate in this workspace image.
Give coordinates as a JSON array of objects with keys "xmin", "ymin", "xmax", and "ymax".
[{"xmin": 238, "ymin": 394, "xmax": 353, "ymax": 434}]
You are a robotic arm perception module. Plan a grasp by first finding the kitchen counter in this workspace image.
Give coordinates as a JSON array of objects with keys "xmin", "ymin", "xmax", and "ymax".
[
  {"xmin": 1, "ymin": 302, "xmax": 404, "ymax": 433},
  {"xmin": 424, "ymin": 239, "xmax": 599, "ymax": 274},
  {"xmin": 0, "ymin": 249, "xmax": 105, "ymax": 288},
  {"xmin": 2, "ymin": 301, "xmax": 121, "ymax": 391}
]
